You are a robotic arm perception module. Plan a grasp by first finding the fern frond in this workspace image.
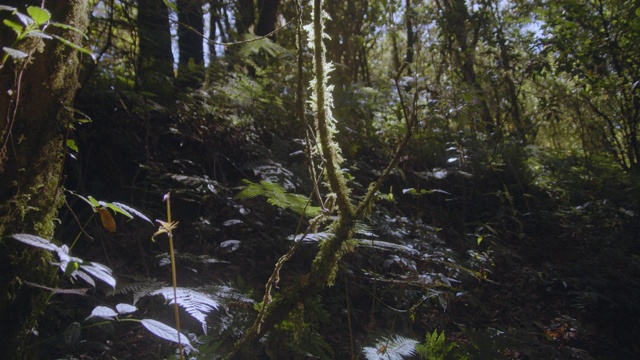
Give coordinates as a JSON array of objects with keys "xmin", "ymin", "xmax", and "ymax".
[
  {"xmin": 362, "ymin": 335, "xmax": 418, "ymax": 360},
  {"xmin": 156, "ymin": 251, "xmax": 228, "ymax": 267},
  {"xmin": 113, "ymin": 276, "xmax": 167, "ymax": 302},
  {"xmin": 147, "ymin": 287, "xmax": 220, "ymax": 334},
  {"xmin": 244, "ymin": 160, "xmax": 299, "ymax": 190},
  {"xmin": 236, "ymin": 179, "xmax": 321, "ymax": 217}
]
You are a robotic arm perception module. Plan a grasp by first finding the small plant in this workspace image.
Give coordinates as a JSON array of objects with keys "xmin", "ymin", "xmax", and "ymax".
[
  {"xmin": 0, "ymin": 5, "xmax": 93, "ymax": 69},
  {"xmin": 9, "ymin": 233, "xmax": 116, "ymax": 289},
  {"xmin": 416, "ymin": 330, "xmax": 456, "ymax": 360},
  {"xmin": 6, "ymin": 194, "xmax": 202, "ymax": 357}
]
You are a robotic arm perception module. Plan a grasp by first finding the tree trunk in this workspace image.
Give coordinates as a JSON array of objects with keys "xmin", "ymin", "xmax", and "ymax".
[
  {"xmin": 0, "ymin": 1, "xmax": 88, "ymax": 358},
  {"xmin": 235, "ymin": 0, "xmax": 254, "ymax": 36},
  {"xmin": 405, "ymin": 0, "xmax": 414, "ymax": 74},
  {"xmin": 137, "ymin": 0, "xmax": 174, "ymax": 102},
  {"xmin": 177, "ymin": 0, "xmax": 205, "ymax": 89},
  {"xmin": 255, "ymin": 0, "xmax": 279, "ymax": 39},
  {"xmin": 437, "ymin": 0, "xmax": 494, "ymax": 134}
]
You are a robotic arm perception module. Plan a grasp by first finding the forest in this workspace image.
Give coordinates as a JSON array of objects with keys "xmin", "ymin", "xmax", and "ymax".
[{"xmin": 0, "ymin": 0, "xmax": 638, "ymax": 359}]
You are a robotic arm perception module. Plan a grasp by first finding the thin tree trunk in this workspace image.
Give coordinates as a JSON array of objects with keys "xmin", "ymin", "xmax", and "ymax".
[
  {"xmin": 177, "ymin": 0, "xmax": 205, "ymax": 89},
  {"xmin": 137, "ymin": 0, "xmax": 174, "ymax": 102}
]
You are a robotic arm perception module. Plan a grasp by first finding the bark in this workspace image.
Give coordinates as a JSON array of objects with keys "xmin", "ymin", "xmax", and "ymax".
[
  {"xmin": 177, "ymin": 0, "xmax": 205, "ymax": 89},
  {"xmin": 235, "ymin": 0, "xmax": 254, "ymax": 36},
  {"xmin": 255, "ymin": 0, "xmax": 279, "ymax": 39},
  {"xmin": 405, "ymin": 0, "xmax": 414, "ymax": 74},
  {"xmin": 0, "ymin": 1, "xmax": 88, "ymax": 358},
  {"xmin": 137, "ymin": 0, "xmax": 174, "ymax": 102}
]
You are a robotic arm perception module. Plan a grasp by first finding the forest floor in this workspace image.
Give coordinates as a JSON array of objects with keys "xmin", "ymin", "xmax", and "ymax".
[{"xmin": 49, "ymin": 118, "xmax": 640, "ymax": 360}]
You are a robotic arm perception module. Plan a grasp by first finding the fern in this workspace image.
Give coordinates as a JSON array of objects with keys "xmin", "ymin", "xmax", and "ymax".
[
  {"xmin": 244, "ymin": 159, "xmax": 299, "ymax": 190},
  {"xmin": 156, "ymin": 251, "xmax": 228, "ymax": 267},
  {"xmin": 415, "ymin": 330, "xmax": 455, "ymax": 360},
  {"xmin": 125, "ymin": 282, "xmax": 253, "ymax": 335},
  {"xmin": 236, "ymin": 179, "xmax": 321, "ymax": 217},
  {"xmin": 144, "ymin": 287, "xmax": 219, "ymax": 334},
  {"xmin": 362, "ymin": 335, "xmax": 419, "ymax": 360},
  {"xmin": 113, "ymin": 276, "xmax": 168, "ymax": 304}
]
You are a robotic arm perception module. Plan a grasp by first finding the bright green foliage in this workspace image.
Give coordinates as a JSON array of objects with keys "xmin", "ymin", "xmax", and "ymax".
[
  {"xmin": 416, "ymin": 330, "xmax": 456, "ymax": 360},
  {"xmin": 235, "ymin": 179, "xmax": 321, "ymax": 217},
  {"xmin": 0, "ymin": 5, "xmax": 93, "ymax": 68},
  {"xmin": 541, "ymin": 0, "xmax": 640, "ymax": 172}
]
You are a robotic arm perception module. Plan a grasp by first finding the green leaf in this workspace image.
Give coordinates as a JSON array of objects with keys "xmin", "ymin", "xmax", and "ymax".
[
  {"xmin": 67, "ymin": 139, "xmax": 78, "ymax": 152},
  {"xmin": 236, "ymin": 180, "xmax": 321, "ymax": 217},
  {"xmin": 116, "ymin": 303, "xmax": 137, "ymax": 315},
  {"xmin": 10, "ymin": 233, "xmax": 59, "ymax": 252},
  {"xmin": 49, "ymin": 21, "xmax": 88, "ymax": 39},
  {"xmin": 63, "ymin": 260, "xmax": 80, "ymax": 277},
  {"xmin": 68, "ymin": 191, "xmax": 97, "ymax": 209},
  {"xmin": 24, "ymin": 30, "xmax": 52, "ymax": 40},
  {"xmin": 2, "ymin": 46, "xmax": 27, "ymax": 59},
  {"xmin": 63, "ymin": 322, "xmax": 82, "ymax": 347},
  {"xmin": 111, "ymin": 202, "xmax": 153, "ymax": 223},
  {"xmin": 105, "ymin": 202, "xmax": 133, "ymax": 220},
  {"xmin": 87, "ymin": 196, "xmax": 100, "ymax": 207},
  {"xmin": 15, "ymin": 12, "xmax": 33, "ymax": 27},
  {"xmin": 50, "ymin": 34, "xmax": 96, "ymax": 61},
  {"xmin": 26, "ymin": 6, "xmax": 50, "ymax": 25},
  {"xmin": 86, "ymin": 305, "xmax": 118, "ymax": 320},
  {"xmin": 80, "ymin": 261, "xmax": 116, "ymax": 288},
  {"xmin": 141, "ymin": 319, "xmax": 197, "ymax": 351},
  {"xmin": 3, "ymin": 19, "xmax": 23, "ymax": 34}
]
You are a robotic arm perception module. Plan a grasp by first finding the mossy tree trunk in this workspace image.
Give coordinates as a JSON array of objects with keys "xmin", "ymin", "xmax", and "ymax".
[
  {"xmin": 226, "ymin": 0, "xmax": 414, "ymax": 357},
  {"xmin": 0, "ymin": 1, "xmax": 88, "ymax": 358}
]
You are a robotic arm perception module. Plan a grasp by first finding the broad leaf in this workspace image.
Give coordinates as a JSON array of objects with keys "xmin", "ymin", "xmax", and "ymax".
[
  {"xmin": 97, "ymin": 208, "xmax": 116, "ymax": 232},
  {"xmin": 26, "ymin": 6, "xmax": 50, "ymax": 25},
  {"xmin": 86, "ymin": 306, "xmax": 118, "ymax": 320},
  {"xmin": 80, "ymin": 261, "xmax": 116, "ymax": 288},
  {"xmin": 141, "ymin": 319, "xmax": 196, "ymax": 351},
  {"xmin": 111, "ymin": 202, "xmax": 153, "ymax": 223},
  {"xmin": 116, "ymin": 303, "xmax": 137, "ymax": 315},
  {"xmin": 2, "ymin": 46, "xmax": 28, "ymax": 59},
  {"xmin": 11, "ymin": 234, "xmax": 59, "ymax": 252}
]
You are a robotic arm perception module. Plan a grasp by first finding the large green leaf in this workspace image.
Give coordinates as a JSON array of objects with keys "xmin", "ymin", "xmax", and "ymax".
[
  {"xmin": 86, "ymin": 306, "xmax": 118, "ymax": 320},
  {"xmin": 26, "ymin": 6, "xmax": 50, "ymax": 25},
  {"xmin": 2, "ymin": 46, "xmax": 27, "ymax": 59},
  {"xmin": 141, "ymin": 319, "xmax": 196, "ymax": 351},
  {"xmin": 10, "ymin": 233, "xmax": 59, "ymax": 252}
]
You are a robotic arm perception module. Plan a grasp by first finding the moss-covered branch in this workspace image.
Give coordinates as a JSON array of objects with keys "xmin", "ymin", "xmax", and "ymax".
[{"xmin": 226, "ymin": 1, "xmax": 417, "ymax": 358}]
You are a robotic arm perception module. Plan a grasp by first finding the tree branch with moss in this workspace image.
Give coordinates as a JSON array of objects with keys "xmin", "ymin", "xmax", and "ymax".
[{"xmin": 226, "ymin": 0, "xmax": 419, "ymax": 357}]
